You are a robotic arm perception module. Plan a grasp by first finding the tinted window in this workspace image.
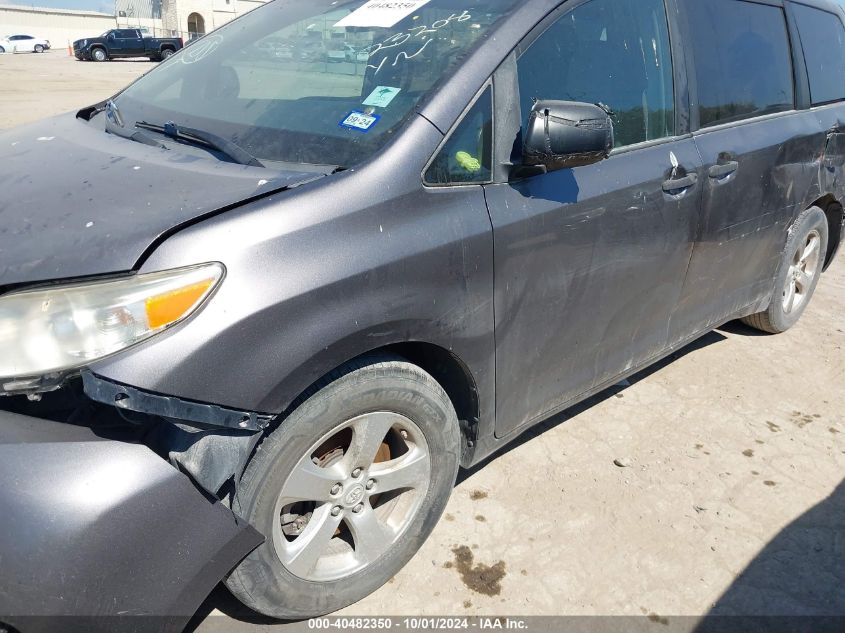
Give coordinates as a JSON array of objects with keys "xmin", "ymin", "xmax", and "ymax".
[
  {"xmin": 793, "ymin": 3, "xmax": 845, "ymax": 105},
  {"xmin": 425, "ymin": 86, "xmax": 493, "ymax": 185},
  {"xmin": 118, "ymin": 30, "xmax": 139, "ymax": 38},
  {"xmin": 687, "ymin": 0, "xmax": 794, "ymax": 128},
  {"xmin": 517, "ymin": 0, "xmax": 674, "ymax": 148}
]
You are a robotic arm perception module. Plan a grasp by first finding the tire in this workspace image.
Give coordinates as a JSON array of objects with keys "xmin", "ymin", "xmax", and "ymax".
[
  {"xmin": 34, "ymin": 45, "xmax": 43, "ymax": 53},
  {"xmin": 91, "ymin": 47, "xmax": 107, "ymax": 62},
  {"xmin": 0, "ymin": 47, "xmax": 5, "ymax": 54},
  {"xmin": 161, "ymin": 48, "xmax": 174, "ymax": 59},
  {"xmin": 225, "ymin": 356, "xmax": 461, "ymax": 619},
  {"xmin": 742, "ymin": 206, "xmax": 829, "ymax": 334}
]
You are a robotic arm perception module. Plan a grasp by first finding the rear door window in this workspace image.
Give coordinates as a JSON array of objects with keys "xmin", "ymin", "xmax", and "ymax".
[
  {"xmin": 686, "ymin": 0, "xmax": 794, "ymax": 128},
  {"xmin": 792, "ymin": 3, "xmax": 845, "ymax": 105}
]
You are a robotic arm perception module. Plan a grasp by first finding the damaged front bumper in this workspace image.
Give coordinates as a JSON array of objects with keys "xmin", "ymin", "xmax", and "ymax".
[{"xmin": 0, "ymin": 411, "xmax": 264, "ymax": 633}]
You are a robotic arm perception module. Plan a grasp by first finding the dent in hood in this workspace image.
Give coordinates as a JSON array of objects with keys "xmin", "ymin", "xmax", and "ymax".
[{"xmin": 0, "ymin": 113, "xmax": 322, "ymax": 288}]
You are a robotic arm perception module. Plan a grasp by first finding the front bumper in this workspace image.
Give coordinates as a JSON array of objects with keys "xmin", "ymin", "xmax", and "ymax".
[{"xmin": 0, "ymin": 411, "xmax": 263, "ymax": 633}]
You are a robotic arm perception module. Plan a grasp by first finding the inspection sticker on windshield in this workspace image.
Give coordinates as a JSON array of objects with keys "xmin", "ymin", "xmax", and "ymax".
[
  {"xmin": 363, "ymin": 86, "xmax": 402, "ymax": 108},
  {"xmin": 334, "ymin": 0, "xmax": 434, "ymax": 28},
  {"xmin": 339, "ymin": 110, "xmax": 381, "ymax": 133}
]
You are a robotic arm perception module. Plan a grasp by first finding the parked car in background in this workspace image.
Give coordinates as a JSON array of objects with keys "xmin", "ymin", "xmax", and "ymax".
[
  {"xmin": 297, "ymin": 39, "xmax": 327, "ymax": 62},
  {"xmin": 326, "ymin": 42, "xmax": 368, "ymax": 63},
  {"xmin": 326, "ymin": 43, "xmax": 347, "ymax": 62},
  {"xmin": 0, "ymin": 0, "xmax": 844, "ymax": 630},
  {"xmin": 73, "ymin": 28, "xmax": 183, "ymax": 62},
  {"xmin": 344, "ymin": 42, "xmax": 369, "ymax": 63},
  {"xmin": 256, "ymin": 37, "xmax": 294, "ymax": 60},
  {"xmin": 0, "ymin": 34, "xmax": 50, "ymax": 53}
]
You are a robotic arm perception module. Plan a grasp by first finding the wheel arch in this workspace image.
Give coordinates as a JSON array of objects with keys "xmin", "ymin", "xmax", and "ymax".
[
  {"xmin": 270, "ymin": 340, "xmax": 481, "ymax": 468},
  {"xmin": 384, "ymin": 341, "xmax": 480, "ymax": 464},
  {"xmin": 805, "ymin": 194, "xmax": 843, "ymax": 270}
]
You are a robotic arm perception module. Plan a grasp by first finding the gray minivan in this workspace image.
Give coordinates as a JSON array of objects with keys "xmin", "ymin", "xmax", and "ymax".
[{"xmin": 1, "ymin": 0, "xmax": 844, "ymax": 628}]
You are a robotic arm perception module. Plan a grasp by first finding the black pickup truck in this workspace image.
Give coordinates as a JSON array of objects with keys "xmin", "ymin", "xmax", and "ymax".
[{"xmin": 73, "ymin": 28, "xmax": 183, "ymax": 62}]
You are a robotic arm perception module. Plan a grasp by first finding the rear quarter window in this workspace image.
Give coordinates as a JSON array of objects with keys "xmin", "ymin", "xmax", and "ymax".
[{"xmin": 792, "ymin": 3, "xmax": 845, "ymax": 105}]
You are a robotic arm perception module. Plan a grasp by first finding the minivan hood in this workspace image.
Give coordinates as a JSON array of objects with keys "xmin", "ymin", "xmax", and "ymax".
[{"xmin": 0, "ymin": 113, "xmax": 322, "ymax": 288}]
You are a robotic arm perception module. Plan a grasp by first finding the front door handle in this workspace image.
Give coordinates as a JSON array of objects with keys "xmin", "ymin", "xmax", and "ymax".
[
  {"xmin": 709, "ymin": 161, "xmax": 739, "ymax": 179},
  {"xmin": 662, "ymin": 172, "xmax": 698, "ymax": 194}
]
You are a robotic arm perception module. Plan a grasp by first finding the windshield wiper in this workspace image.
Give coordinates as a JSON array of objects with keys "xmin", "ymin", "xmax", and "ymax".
[
  {"xmin": 136, "ymin": 120, "xmax": 264, "ymax": 168},
  {"xmin": 101, "ymin": 100, "xmax": 167, "ymax": 149}
]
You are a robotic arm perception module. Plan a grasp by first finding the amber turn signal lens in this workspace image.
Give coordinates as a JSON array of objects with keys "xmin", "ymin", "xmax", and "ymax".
[{"xmin": 145, "ymin": 279, "xmax": 215, "ymax": 330}]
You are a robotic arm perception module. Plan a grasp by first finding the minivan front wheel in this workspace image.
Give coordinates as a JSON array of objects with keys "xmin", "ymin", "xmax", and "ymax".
[
  {"xmin": 226, "ymin": 357, "xmax": 461, "ymax": 618},
  {"xmin": 742, "ymin": 206, "xmax": 829, "ymax": 334}
]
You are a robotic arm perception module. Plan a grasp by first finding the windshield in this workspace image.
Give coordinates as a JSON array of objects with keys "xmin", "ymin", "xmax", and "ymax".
[{"xmin": 112, "ymin": 0, "xmax": 518, "ymax": 167}]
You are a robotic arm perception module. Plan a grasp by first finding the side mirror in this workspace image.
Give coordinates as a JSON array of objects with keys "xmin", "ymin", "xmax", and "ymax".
[{"xmin": 522, "ymin": 100, "xmax": 614, "ymax": 173}]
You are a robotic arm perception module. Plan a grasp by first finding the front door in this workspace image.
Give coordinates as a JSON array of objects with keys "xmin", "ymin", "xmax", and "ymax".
[{"xmin": 486, "ymin": 0, "xmax": 703, "ymax": 436}]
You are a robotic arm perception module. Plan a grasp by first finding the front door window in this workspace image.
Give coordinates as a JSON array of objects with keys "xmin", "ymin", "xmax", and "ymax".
[{"xmin": 516, "ymin": 0, "xmax": 675, "ymax": 148}]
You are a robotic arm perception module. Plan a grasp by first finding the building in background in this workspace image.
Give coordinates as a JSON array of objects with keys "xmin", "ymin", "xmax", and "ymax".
[
  {"xmin": 0, "ymin": 0, "xmax": 265, "ymax": 49},
  {"xmin": 0, "ymin": 4, "xmax": 114, "ymax": 45},
  {"xmin": 156, "ymin": 0, "xmax": 265, "ymax": 41}
]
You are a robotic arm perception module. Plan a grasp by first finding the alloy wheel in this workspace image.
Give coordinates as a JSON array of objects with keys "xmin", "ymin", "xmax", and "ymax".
[
  {"xmin": 271, "ymin": 411, "xmax": 431, "ymax": 582},
  {"xmin": 782, "ymin": 229, "xmax": 822, "ymax": 314}
]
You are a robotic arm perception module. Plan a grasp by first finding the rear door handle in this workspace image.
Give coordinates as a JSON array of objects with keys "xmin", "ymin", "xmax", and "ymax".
[
  {"xmin": 709, "ymin": 161, "xmax": 739, "ymax": 179},
  {"xmin": 662, "ymin": 172, "xmax": 698, "ymax": 193}
]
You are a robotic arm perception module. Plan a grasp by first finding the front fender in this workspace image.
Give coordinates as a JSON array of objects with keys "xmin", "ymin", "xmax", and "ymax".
[{"xmin": 90, "ymin": 115, "xmax": 496, "ymax": 421}]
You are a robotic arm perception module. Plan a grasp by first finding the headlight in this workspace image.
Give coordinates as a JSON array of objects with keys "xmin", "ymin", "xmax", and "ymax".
[{"xmin": 0, "ymin": 263, "xmax": 223, "ymax": 393}]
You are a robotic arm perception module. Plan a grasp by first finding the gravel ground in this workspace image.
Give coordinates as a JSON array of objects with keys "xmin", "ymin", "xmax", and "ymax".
[{"xmin": 2, "ymin": 50, "xmax": 843, "ymax": 633}]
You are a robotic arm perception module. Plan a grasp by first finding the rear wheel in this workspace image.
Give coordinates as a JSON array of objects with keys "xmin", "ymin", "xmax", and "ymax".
[
  {"xmin": 742, "ymin": 206, "xmax": 828, "ymax": 334},
  {"xmin": 33, "ymin": 44, "xmax": 44, "ymax": 53},
  {"xmin": 225, "ymin": 357, "xmax": 461, "ymax": 618},
  {"xmin": 91, "ymin": 47, "xmax": 107, "ymax": 62},
  {"xmin": 0, "ymin": 46, "xmax": 5, "ymax": 54},
  {"xmin": 161, "ymin": 47, "xmax": 174, "ymax": 59}
]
